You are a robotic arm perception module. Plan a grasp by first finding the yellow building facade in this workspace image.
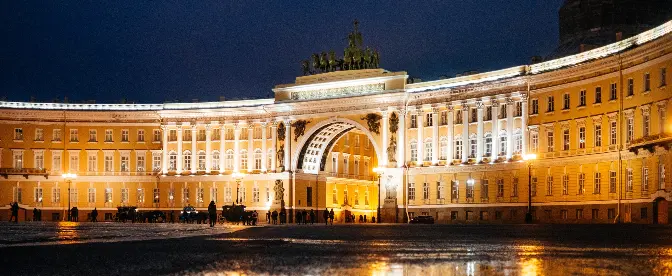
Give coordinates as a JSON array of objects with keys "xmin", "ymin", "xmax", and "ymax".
[{"xmin": 1, "ymin": 21, "xmax": 672, "ymax": 224}]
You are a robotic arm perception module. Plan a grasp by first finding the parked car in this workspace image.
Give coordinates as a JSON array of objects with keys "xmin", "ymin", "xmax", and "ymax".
[{"xmin": 410, "ymin": 215, "xmax": 435, "ymax": 224}]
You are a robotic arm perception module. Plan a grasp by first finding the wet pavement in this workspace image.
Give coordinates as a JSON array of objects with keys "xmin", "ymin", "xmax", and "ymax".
[{"xmin": 2, "ymin": 223, "xmax": 672, "ymax": 275}]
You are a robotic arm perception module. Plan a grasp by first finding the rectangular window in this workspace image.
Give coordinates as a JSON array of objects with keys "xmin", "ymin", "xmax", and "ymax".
[
  {"xmin": 105, "ymin": 188, "xmax": 113, "ymax": 203},
  {"xmin": 497, "ymin": 179, "xmax": 504, "ymax": 198},
  {"xmin": 35, "ymin": 152, "xmax": 44, "ymax": 170},
  {"xmin": 198, "ymin": 129, "xmax": 206, "ymax": 141},
  {"xmin": 253, "ymin": 187, "xmax": 260, "ymax": 203},
  {"xmin": 547, "ymin": 130, "xmax": 554, "ymax": 152},
  {"xmin": 594, "ymin": 125, "xmax": 602, "ymax": 147},
  {"xmin": 225, "ymin": 187, "xmax": 232, "ymax": 203},
  {"xmin": 643, "ymin": 113, "xmax": 650, "ymax": 137},
  {"xmin": 610, "ymin": 121, "xmax": 617, "ymax": 145},
  {"xmin": 512, "ymin": 177, "xmax": 519, "ymax": 197},
  {"xmin": 578, "ymin": 127, "xmax": 586, "ymax": 149},
  {"xmin": 137, "ymin": 155, "xmax": 145, "ymax": 172},
  {"xmin": 440, "ymin": 111, "xmax": 447, "ymax": 125},
  {"xmin": 35, "ymin": 128, "xmax": 44, "ymax": 141},
  {"xmin": 34, "ymin": 187, "xmax": 43, "ymax": 203},
  {"xmin": 451, "ymin": 180, "xmax": 459, "ymax": 201},
  {"xmin": 546, "ymin": 175, "xmax": 553, "ymax": 196},
  {"xmin": 69, "ymin": 188, "xmax": 77, "ymax": 203},
  {"xmin": 437, "ymin": 182, "xmax": 445, "ymax": 199},
  {"xmin": 213, "ymin": 128, "xmax": 221, "ymax": 140},
  {"xmin": 563, "ymin": 93, "xmax": 570, "ymax": 110},
  {"xmin": 89, "ymin": 129, "xmax": 97, "ymax": 142},
  {"xmin": 306, "ymin": 187, "xmax": 312, "ymax": 206},
  {"xmin": 485, "ymin": 106, "xmax": 492, "ymax": 120},
  {"xmin": 481, "ymin": 179, "xmax": 489, "ymax": 199},
  {"xmin": 426, "ymin": 113, "xmax": 434, "ymax": 126},
  {"xmin": 610, "ymin": 171, "xmax": 617, "ymax": 193},
  {"xmin": 610, "ymin": 83, "xmax": 617, "ymax": 100},
  {"xmin": 578, "ymin": 173, "xmax": 585, "ymax": 195},
  {"xmin": 455, "ymin": 110, "xmax": 462, "ymax": 124},
  {"xmin": 52, "ymin": 188, "xmax": 61, "ymax": 203},
  {"xmin": 561, "ymin": 210, "xmax": 568, "ymax": 220},
  {"xmin": 183, "ymin": 130, "xmax": 192, "ymax": 141},
  {"xmin": 410, "ymin": 114, "xmax": 417, "ymax": 128},
  {"xmin": 137, "ymin": 129, "xmax": 145, "ymax": 142},
  {"xmin": 659, "ymin": 164, "xmax": 666, "ymax": 190},
  {"xmin": 470, "ymin": 108, "xmax": 477, "ymax": 123},
  {"xmin": 454, "ymin": 140, "xmax": 462, "ymax": 160},
  {"xmin": 661, "ymin": 68, "xmax": 667, "ymax": 87},
  {"xmin": 169, "ymin": 129, "xmax": 177, "ymax": 141},
  {"xmin": 644, "ymin": 72, "xmax": 651, "ymax": 91},
  {"xmin": 120, "ymin": 155, "xmax": 129, "ymax": 172},
  {"xmin": 594, "ymin": 172, "xmax": 601, "ymax": 194},
  {"xmin": 52, "ymin": 154, "xmax": 61, "ymax": 173},
  {"xmin": 153, "ymin": 154, "xmax": 161, "ymax": 171},
  {"xmin": 105, "ymin": 130, "xmax": 113, "ymax": 142},
  {"xmin": 14, "ymin": 128, "xmax": 23, "ymax": 140},
  {"xmin": 626, "ymin": 169, "xmax": 633, "ymax": 192},
  {"xmin": 137, "ymin": 188, "xmax": 145, "ymax": 204},
  {"xmin": 594, "ymin": 87, "xmax": 602, "ymax": 104},
  {"xmin": 592, "ymin": 209, "xmax": 599, "ymax": 220},
  {"xmin": 563, "ymin": 129, "xmax": 570, "ymax": 151},
  {"xmin": 579, "ymin": 90, "xmax": 586, "ymax": 106},
  {"xmin": 87, "ymin": 155, "xmax": 97, "ymax": 172},
  {"xmin": 121, "ymin": 188, "xmax": 129, "ymax": 203},
  {"xmin": 423, "ymin": 182, "xmax": 429, "ymax": 200},
  {"xmin": 183, "ymin": 188, "xmax": 190, "ymax": 204},
  {"xmin": 531, "ymin": 99, "xmax": 539, "ymax": 114},
  {"xmin": 88, "ymin": 188, "xmax": 96, "ymax": 203},
  {"xmin": 53, "ymin": 129, "xmax": 62, "ymax": 141},
  {"xmin": 576, "ymin": 209, "xmax": 584, "ymax": 219},
  {"xmin": 121, "ymin": 130, "xmax": 129, "ymax": 142},
  {"xmin": 643, "ymin": 166, "xmax": 649, "ymax": 192},
  {"xmin": 627, "ymin": 117, "xmax": 634, "ymax": 143},
  {"xmin": 466, "ymin": 180, "xmax": 474, "ymax": 199},
  {"xmin": 531, "ymin": 132, "xmax": 539, "ymax": 153},
  {"xmin": 562, "ymin": 174, "xmax": 569, "ymax": 195},
  {"xmin": 69, "ymin": 155, "xmax": 78, "ymax": 172},
  {"xmin": 515, "ymin": 102, "xmax": 522, "ymax": 117},
  {"xmin": 500, "ymin": 104, "xmax": 507, "ymax": 119},
  {"xmin": 153, "ymin": 188, "xmax": 160, "ymax": 203},
  {"xmin": 627, "ymin": 78, "xmax": 634, "ymax": 96},
  {"xmin": 608, "ymin": 208, "xmax": 615, "ymax": 220},
  {"xmin": 408, "ymin": 184, "xmax": 415, "ymax": 201},
  {"xmin": 104, "ymin": 155, "xmax": 113, "ymax": 172},
  {"xmin": 531, "ymin": 177, "xmax": 537, "ymax": 196},
  {"xmin": 153, "ymin": 129, "xmax": 161, "ymax": 142},
  {"xmin": 69, "ymin": 129, "xmax": 78, "ymax": 142}
]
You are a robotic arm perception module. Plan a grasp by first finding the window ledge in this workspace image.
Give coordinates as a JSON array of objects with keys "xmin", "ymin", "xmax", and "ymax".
[
  {"xmin": 152, "ymin": 141, "xmax": 161, "ymax": 144},
  {"xmin": 593, "ymin": 103, "xmax": 602, "ymax": 107},
  {"xmin": 609, "ymin": 99, "xmax": 617, "ymax": 103},
  {"xmin": 625, "ymin": 95, "xmax": 634, "ymax": 99},
  {"xmin": 137, "ymin": 141, "xmax": 145, "ymax": 144},
  {"xmin": 13, "ymin": 139, "xmax": 23, "ymax": 142},
  {"xmin": 104, "ymin": 141, "xmax": 114, "ymax": 144},
  {"xmin": 545, "ymin": 111, "xmax": 554, "ymax": 115},
  {"xmin": 530, "ymin": 114, "xmax": 538, "ymax": 117},
  {"xmin": 52, "ymin": 140, "xmax": 62, "ymax": 143},
  {"xmin": 34, "ymin": 140, "xmax": 44, "ymax": 143},
  {"xmin": 121, "ymin": 141, "xmax": 129, "ymax": 144},
  {"xmin": 659, "ymin": 85, "xmax": 666, "ymax": 90},
  {"xmin": 88, "ymin": 141, "xmax": 97, "ymax": 144},
  {"xmin": 70, "ymin": 141, "xmax": 79, "ymax": 144},
  {"xmin": 577, "ymin": 105, "xmax": 586, "ymax": 110},
  {"xmin": 561, "ymin": 109, "xmax": 570, "ymax": 113},
  {"xmin": 643, "ymin": 90, "xmax": 651, "ymax": 95}
]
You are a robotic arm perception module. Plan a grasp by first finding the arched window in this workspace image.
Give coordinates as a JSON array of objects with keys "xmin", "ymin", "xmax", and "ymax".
[
  {"xmin": 424, "ymin": 138, "xmax": 433, "ymax": 162},
  {"xmin": 225, "ymin": 150, "xmax": 234, "ymax": 170},
  {"xmin": 267, "ymin": 149, "xmax": 273, "ymax": 171},
  {"xmin": 183, "ymin": 151, "xmax": 191, "ymax": 171},
  {"xmin": 240, "ymin": 150, "xmax": 248, "ymax": 170},
  {"xmin": 454, "ymin": 136, "xmax": 462, "ymax": 160},
  {"xmin": 499, "ymin": 130, "xmax": 507, "ymax": 156},
  {"xmin": 212, "ymin": 150, "xmax": 220, "ymax": 170},
  {"xmin": 469, "ymin": 133, "xmax": 477, "ymax": 158},
  {"xmin": 410, "ymin": 140, "xmax": 418, "ymax": 162},
  {"xmin": 169, "ymin": 151, "xmax": 177, "ymax": 170},
  {"xmin": 197, "ymin": 151, "xmax": 206, "ymax": 170},
  {"xmin": 484, "ymin": 133, "xmax": 493, "ymax": 156},
  {"xmin": 439, "ymin": 137, "xmax": 448, "ymax": 160},
  {"xmin": 514, "ymin": 129, "xmax": 523, "ymax": 154},
  {"xmin": 253, "ymin": 149, "xmax": 262, "ymax": 170}
]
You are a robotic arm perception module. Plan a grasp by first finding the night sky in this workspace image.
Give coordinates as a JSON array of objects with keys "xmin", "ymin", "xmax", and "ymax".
[{"xmin": 1, "ymin": 1, "xmax": 564, "ymax": 104}]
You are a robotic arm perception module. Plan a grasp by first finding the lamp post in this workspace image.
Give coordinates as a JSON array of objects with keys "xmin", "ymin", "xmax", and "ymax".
[
  {"xmin": 523, "ymin": 154, "xmax": 537, "ymax": 223},
  {"xmin": 373, "ymin": 167, "xmax": 384, "ymax": 224},
  {"xmin": 62, "ymin": 173, "xmax": 77, "ymax": 221},
  {"xmin": 232, "ymin": 172, "xmax": 245, "ymax": 204}
]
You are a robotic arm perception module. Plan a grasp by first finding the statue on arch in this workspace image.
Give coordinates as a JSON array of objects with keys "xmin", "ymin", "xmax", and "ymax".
[
  {"xmin": 387, "ymin": 136, "xmax": 397, "ymax": 163},
  {"xmin": 277, "ymin": 145, "xmax": 285, "ymax": 168},
  {"xmin": 274, "ymin": 180, "xmax": 285, "ymax": 201},
  {"xmin": 301, "ymin": 60, "xmax": 310, "ymax": 76}
]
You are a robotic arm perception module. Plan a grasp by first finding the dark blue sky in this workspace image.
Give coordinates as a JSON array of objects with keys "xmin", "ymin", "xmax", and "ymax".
[{"xmin": 1, "ymin": 1, "xmax": 564, "ymax": 103}]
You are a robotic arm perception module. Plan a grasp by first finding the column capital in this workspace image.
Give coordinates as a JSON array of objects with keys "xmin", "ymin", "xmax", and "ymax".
[
  {"xmin": 177, "ymin": 127, "xmax": 183, "ymax": 133},
  {"xmin": 261, "ymin": 121, "xmax": 269, "ymax": 127},
  {"xmin": 205, "ymin": 124, "xmax": 212, "ymax": 131},
  {"xmin": 520, "ymin": 93, "xmax": 528, "ymax": 101},
  {"xmin": 431, "ymin": 107, "xmax": 440, "ymax": 114},
  {"xmin": 247, "ymin": 124, "xmax": 255, "ymax": 130},
  {"xmin": 461, "ymin": 102, "xmax": 470, "ymax": 111},
  {"xmin": 475, "ymin": 100, "xmax": 484, "ymax": 109},
  {"xmin": 271, "ymin": 121, "xmax": 279, "ymax": 128},
  {"xmin": 505, "ymin": 96, "xmax": 515, "ymax": 105},
  {"xmin": 380, "ymin": 109, "xmax": 389, "ymax": 117},
  {"xmin": 191, "ymin": 125, "xmax": 197, "ymax": 132},
  {"xmin": 447, "ymin": 104, "xmax": 454, "ymax": 111}
]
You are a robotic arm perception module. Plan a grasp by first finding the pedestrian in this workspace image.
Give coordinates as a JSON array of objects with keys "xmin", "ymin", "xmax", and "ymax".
[
  {"xmin": 364, "ymin": 215, "xmax": 367, "ymax": 223},
  {"xmin": 359, "ymin": 215, "xmax": 363, "ymax": 223},
  {"xmin": 91, "ymin": 208, "xmax": 98, "ymax": 222},
  {"xmin": 309, "ymin": 210, "xmax": 315, "ymax": 225},
  {"xmin": 329, "ymin": 209, "xmax": 335, "ymax": 225},
  {"xmin": 9, "ymin": 202, "xmax": 19, "ymax": 223},
  {"xmin": 272, "ymin": 210, "xmax": 278, "ymax": 225},
  {"xmin": 266, "ymin": 210, "xmax": 271, "ymax": 224},
  {"xmin": 372, "ymin": 216, "xmax": 376, "ymax": 223},
  {"xmin": 323, "ymin": 208, "xmax": 329, "ymax": 225},
  {"xmin": 208, "ymin": 201, "xmax": 217, "ymax": 227},
  {"xmin": 170, "ymin": 210, "xmax": 175, "ymax": 223},
  {"xmin": 71, "ymin": 207, "xmax": 79, "ymax": 222},
  {"xmin": 33, "ymin": 208, "xmax": 38, "ymax": 221},
  {"xmin": 296, "ymin": 210, "xmax": 302, "ymax": 224},
  {"xmin": 302, "ymin": 210, "xmax": 308, "ymax": 225}
]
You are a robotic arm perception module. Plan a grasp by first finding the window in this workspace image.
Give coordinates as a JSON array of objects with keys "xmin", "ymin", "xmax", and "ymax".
[
  {"xmin": 531, "ymin": 132, "xmax": 539, "ymax": 153},
  {"xmin": 625, "ymin": 169, "xmax": 632, "ymax": 192},
  {"xmin": 626, "ymin": 117, "xmax": 634, "ymax": 143},
  {"xmin": 454, "ymin": 139, "xmax": 462, "ymax": 160},
  {"xmin": 592, "ymin": 209, "xmax": 599, "ymax": 220},
  {"xmin": 153, "ymin": 188, "xmax": 160, "ymax": 203},
  {"xmin": 546, "ymin": 175, "xmax": 553, "ymax": 196},
  {"xmin": 35, "ymin": 152, "xmax": 44, "ymax": 170},
  {"xmin": 14, "ymin": 128, "xmax": 23, "ymax": 140},
  {"xmin": 594, "ymin": 87, "xmax": 602, "ymax": 104},
  {"xmin": 610, "ymin": 170, "xmax": 617, "ymax": 193},
  {"xmin": 455, "ymin": 110, "xmax": 463, "ymax": 124},
  {"xmin": 69, "ymin": 154, "xmax": 78, "ymax": 172},
  {"xmin": 137, "ymin": 154, "xmax": 145, "ymax": 172},
  {"xmin": 105, "ymin": 188, "xmax": 113, "ymax": 203},
  {"xmin": 69, "ymin": 129, "xmax": 78, "ymax": 142},
  {"xmin": 88, "ymin": 188, "xmax": 96, "ymax": 203},
  {"xmin": 266, "ymin": 186, "xmax": 271, "ymax": 202},
  {"xmin": 451, "ymin": 180, "xmax": 459, "ymax": 201},
  {"xmin": 512, "ymin": 177, "xmax": 519, "ymax": 197},
  {"xmin": 547, "ymin": 96, "xmax": 554, "ymax": 112},
  {"xmin": 410, "ymin": 114, "xmax": 417, "ymax": 128},
  {"xmin": 225, "ymin": 129, "xmax": 234, "ymax": 140},
  {"xmin": 643, "ymin": 166, "xmax": 649, "ymax": 192},
  {"xmin": 661, "ymin": 68, "xmax": 667, "ymax": 87},
  {"xmin": 212, "ymin": 151, "xmax": 220, "ymax": 170},
  {"xmin": 121, "ymin": 188, "xmax": 129, "ymax": 204},
  {"xmin": 34, "ymin": 187, "xmax": 43, "ymax": 203},
  {"xmin": 253, "ymin": 127, "xmax": 262, "ymax": 140},
  {"xmin": 183, "ymin": 152, "xmax": 192, "ymax": 171},
  {"xmin": 183, "ymin": 129, "xmax": 192, "ymax": 141},
  {"xmin": 53, "ymin": 129, "xmax": 62, "ymax": 141},
  {"xmin": 497, "ymin": 179, "xmax": 504, "ymax": 197},
  {"xmin": 514, "ymin": 132, "xmax": 523, "ymax": 154},
  {"xmin": 579, "ymin": 90, "xmax": 586, "ymax": 106},
  {"xmin": 120, "ymin": 155, "xmax": 129, "ymax": 172},
  {"xmin": 627, "ymin": 78, "xmax": 634, "ymax": 96},
  {"xmin": 451, "ymin": 211, "xmax": 458, "ymax": 220},
  {"xmin": 578, "ymin": 173, "xmax": 585, "ymax": 195},
  {"xmin": 225, "ymin": 150, "xmax": 234, "ymax": 170},
  {"xmin": 198, "ymin": 152, "xmax": 206, "ymax": 170},
  {"xmin": 437, "ymin": 182, "xmax": 445, "ymax": 199},
  {"xmin": 197, "ymin": 188, "xmax": 204, "ymax": 203},
  {"xmin": 169, "ymin": 152, "xmax": 177, "ymax": 170},
  {"xmin": 484, "ymin": 134, "xmax": 493, "ymax": 156},
  {"xmin": 439, "ymin": 137, "xmax": 448, "ymax": 160},
  {"xmin": 307, "ymin": 187, "xmax": 312, "ymax": 206},
  {"xmin": 515, "ymin": 102, "xmax": 522, "ymax": 117},
  {"xmin": 137, "ymin": 188, "xmax": 145, "ymax": 204},
  {"xmin": 52, "ymin": 187, "xmax": 61, "ymax": 203},
  {"xmin": 410, "ymin": 140, "xmax": 418, "ymax": 162},
  {"xmin": 440, "ymin": 111, "xmax": 447, "ymax": 125},
  {"xmin": 69, "ymin": 188, "xmax": 77, "ymax": 203},
  {"xmin": 547, "ymin": 130, "xmax": 554, "ymax": 152},
  {"xmin": 468, "ymin": 137, "xmax": 476, "ymax": 158},
  {"xmin": 105, "ymin": 130, "xmax": 113, "ymax": 142},
  {"xmin": 240, "ymin": 150, "xmax": 248, "ymax": 170},
  {"xmin": 121, "ymin": 130, "xmax": 129, "ymax": 142},
  {"xmin": 253, "ymin": 187, "xmax": 260, "ymax": 203},
  {"xmin": 608, "ymin": 208, "xmax": 616, "ymax": 220},
  {"xmin": 594, "ymin": 125, "xmax": 602, "ymax": 147},
  {"xmin": 13, "ymin": 151, "xmax": 23, "ymax": 169},
  {"xmin": 87, "ymin": 155, "xmax": 97, "ymax": 172},
  {"xmin": 659, "ymin": 163, "xmax": 666, "ymax": 190},
  {"xmin": 610, "ymin": 121, "xmax": 617, "ymax": 145},
  {"xmin": 364, "ymin": 191, "xmax": 369, "ymax": 205},
  {"xmin": 610, "ymin": 83, "xmax": 617, "ymax": 100},
  {"xmin": 644, "ymin": 72, "xmax": 651, "ymax": 91},
  {"xmin": 470, "ymin": 108, "xmax": 477, "ymax": 123},
  {"xmin": 225, "ymin": 187, "xmax": 231, "ymax": 203},
  {"xmin": 35, "ymin": 128, "xmax": 44, "ymax": 141},
  {"xmin": 531, "ymin": 177, "xmax": 537, "ymax": 196},
  {"xmin": 104, "ymin": 155, "xmax": 113, "ymax": 172},
  {"xmin": 137, "ymin": 130, "xmax": 145, "ymax": 142},
  {"xmin": 563, "ymin": 93, "xmax": 570, "ymax": 110},
  {"xmin": 88, "ymin": 130, "xmax": 97, "ymax": 142},
  {"xmin": 426, "ymin": 113, "xmax": 433, "ymax": 126},
  {"xmin": 198, "ymin": 129, "xmax": 206, "ymax": 141},
  {"xmin": 343, "ymin": 158, "xmax": 349, "ymax": 174},
  {"xmin": 576, "ymin": 209, "xmax": 584, "ymax": 219},
  {"xmin": 169, "ymin": 129, "xmax": 177, "ymax": 141},
  {"xmin": 355, "ymin": 136, "xmax": 360, "ymax": 147},
  {"xmin": 486, "ymin": 106, "xmax": 492, "ymax": 120},
  {"xmin": 531, "ymin": 99, "xmax": 539, "ymax": 114},
  {"xmin": 52, "ymin": 153, "xmax": 62, "ymax": 173},
  {"xmin": 594, "ymin": 172, "xmax": 601, "ymax": 194},
  {"xmin": 562, "ymin": 174, "xmax": 569, "ymax": 195},
  {"xmin": 466, "ymin": 180, "xmax": 474, "ymax": 199},
  {"xmin": 267, "ymin": 149, "xmax": 273, "ymax": 170},
  {"xmin": 153, "ymin": 154, "xmax": 162, "ymax": 171},
  {"xmin": 153, "ymin": 129, "xmax": 161, "ymax": 142},
  {"xmin": 578, "ymin": 127, "xmax": 585, "ymax": 149},
  {"xmin": 183, "ymin": 188, "xmax": 190, "ymax": 204},
  {"xmin": 661, "ymin": 108, "xmax": 667, "ymax": 134},
  {"xmin": 408, "ymin": 184, "xmax": 415, "ymax": 201},
  {"xmin": 500, "ymin": 104, "xmax": 507, "ymax": 119},
  {"xmin": 643, "ymin": 113, "xmax": 650, "ymax": 137},
  {"xmin": 423, "ymin": 182, "xmax": 429, "ymax": 200}
]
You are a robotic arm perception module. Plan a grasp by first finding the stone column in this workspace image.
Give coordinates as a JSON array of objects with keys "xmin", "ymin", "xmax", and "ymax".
[
  {"xmin": 397, "ymin": 110, "xmax": 406, "ymax": 167},
  {"xmin": 416, "ymin": 108, "xmax": 424, "ymax": 163},
  {"xmin": 161, "ymin": 125, "xmax": 168, "ymax": 174},
  {"xmin": 271, "ymin": 121, "xmax": 278, "ymax": 172},
  {"xmin": 461, "ymin": 103, "xmax": 469, "ymax": 164},
  {"xmin": 177, "ymin": 127, "xmax": 183, "ymax": 173},
  {"xmin": 446, "ymin": 104, "xmax": 454, "ymax": 163},
  {"xmin": 205, "ymin": 124, "xmax": 212, "ymax": 173},
  {"xmin": 521, "ymin": 94, "xmax": 529, "ymax": 156},
  {"xmin": 248, "ymin": 124, "xmax": 254, "ymax": 172},
  {"xmin": 476, "ymin": 100, "xmax": 484, "ymax": 163},
  {"xmin": 431, "ymin": 107, "xmax": 439, "ymax": 165},
  {"xmin": 191, "ymin": 125, "xmax": 197, "ymax": 174},
  {"xmin": 506, "ymin": 97, "xmax": 514, "ymax": 160},
  {"xmin": 381, "ymin": 109, "xmax": 389, "ymax": 167},
  {"xmin": 261, "ymin": 122, "xmax": 268, "ymax": 172},
  {"xmin": 234, "ymin": 123, "xmax": 241, "ymax": 172},
  {"xmin": 284, "ymin": 119, "xmax": 291, "ymax": 171},
  {"xmin": 219, "ymin": 126, "xmax": 225, "ymax": 172},
  {"xmin": 491, "ymin": 99, "xmax": 499, "ymax": 162}
]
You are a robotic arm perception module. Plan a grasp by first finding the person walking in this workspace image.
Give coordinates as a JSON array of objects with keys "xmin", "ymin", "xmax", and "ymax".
[
  {"xmin": 323, "ymin": 208, "xmax": 329, "ymax": 225},
  {"xmin": 91, "ymin": 208, "xmax": 98, "ymax": 222},
  {"xmin": 329, "ymin": 209, "xmax": 335, "ymax": 225},
  {"xmin": 208, "ymin": 201, "xmax": 217, "ymax": 227},
  {"xmin": 309, "ymin": 210, "xmax": 315, "ymax": 225},
  {"xmin": 266, "ymin": 210, "xmax": 271, "ymax": 224},
  {"xmin": 272, "ymin": 210, "xmax": 278, "ymax": 225},
  {"xmin": 33, "ymin": 208, "xmax": 38, "ymax": 221}
]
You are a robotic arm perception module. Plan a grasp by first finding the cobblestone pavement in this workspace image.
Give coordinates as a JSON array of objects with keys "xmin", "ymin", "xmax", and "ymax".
[{"xmin": 2, "ymin": 223, "xmax": 672, "ymax": 275}]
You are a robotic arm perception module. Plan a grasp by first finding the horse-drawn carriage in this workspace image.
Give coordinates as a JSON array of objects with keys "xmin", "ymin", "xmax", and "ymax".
[
  {"xmin": 114, "ymin": 206, "xmax": 138, "ymax": 223},
  {"xmin": 179, "ymin": 206, "xmax": 208, "ymax": 224},
  {"xmin": 221, "ymin": 204, "xmax": 257, "ymax": 225}
]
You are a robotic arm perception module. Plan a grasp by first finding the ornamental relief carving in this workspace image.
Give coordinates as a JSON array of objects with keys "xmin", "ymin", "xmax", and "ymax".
[{"xmin": 290, "ymin": 83, "xmax": 385, "ymax": 101}]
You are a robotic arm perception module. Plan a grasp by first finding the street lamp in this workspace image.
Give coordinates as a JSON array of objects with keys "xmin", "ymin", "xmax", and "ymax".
[
  {"xmin": 232, "ymin": 172, "xmax": 246, "ymax": 204},
  {"xmin": 373, "ymin": 167, "xmax": 384, "ymax": 224},
  {"xmin": 523, "ymin": 153, "xmax": 537, "ymax": 223},
  {"xmin": 62, "ymin": 173, "xmax": 77, "ymax": 221}
]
